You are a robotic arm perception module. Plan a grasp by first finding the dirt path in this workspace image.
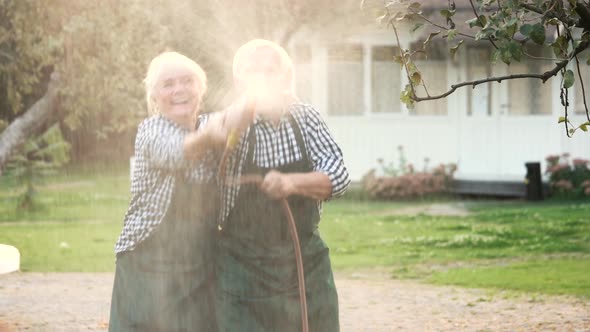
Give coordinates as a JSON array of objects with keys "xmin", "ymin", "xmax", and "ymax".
[{"xmin": 0, "ymin": 272, "xmax": 588, "ymax": 332}]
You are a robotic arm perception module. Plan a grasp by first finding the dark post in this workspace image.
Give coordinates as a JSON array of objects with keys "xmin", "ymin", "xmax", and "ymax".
[{"xmin": 525, "ymin": 162, "xmax": 543, "ymax": 201}]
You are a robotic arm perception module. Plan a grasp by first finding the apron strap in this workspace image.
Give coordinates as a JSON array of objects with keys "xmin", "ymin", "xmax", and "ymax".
[
  {"xmin": 243, "ymin": 111, "xmax": 312, "ymax": 171},
  {"xmin": 244, "ymin": 125, "xmax": 258, "ymax": 166},
  {"xmin": 286, "ymin": 112, "xmax": 312, "ymax": 171}
]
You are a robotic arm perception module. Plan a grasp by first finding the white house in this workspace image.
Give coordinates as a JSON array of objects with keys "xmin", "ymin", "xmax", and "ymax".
[{"xmin": 287, "ymin": 2, "xmax": 590, "ymax": 192}]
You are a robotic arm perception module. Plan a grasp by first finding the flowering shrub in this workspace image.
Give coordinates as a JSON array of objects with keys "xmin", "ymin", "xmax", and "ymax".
[
  {"xmin": 363, "ymin": 147, "xmax": 457, "ymax": 200},
  {"xmin": 545, "ymin": 153, "xmax": 590, "ymax": 199}
]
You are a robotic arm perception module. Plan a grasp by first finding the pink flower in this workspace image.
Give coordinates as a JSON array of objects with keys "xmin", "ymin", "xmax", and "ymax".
[
  {"xmin": 572, "ymin": 158, "xmax": 589, "ymax": 168},
  {"xmin": 585, "ymin": 187, "xmax": 590, "ymax": 196},
  {"xmin": 581, "ymin": 180, "xmax": 590, "ymax": 188},
  {"xmin": 545, "ymin": 155, "xmax": 560, "ymax": 165},
  {"xmin": 546, "ymin": 164, "xmax": 570, "ymax": 174},
  {"xmin": 552, "ymin": 180, "xmax": 574, "ymax": 191}
]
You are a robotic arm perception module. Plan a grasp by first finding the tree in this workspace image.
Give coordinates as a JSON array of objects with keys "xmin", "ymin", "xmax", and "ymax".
[
  {"xmin": 368, "ymin": 0, "xmax": 590, "ymax": 136},
  {"xmin": 0, "ymin": 0, "xmax": 62, "ymax": 171},
  {"xmin": 0, "ymin": 0, "xmax": 167, "ymax": 171}
]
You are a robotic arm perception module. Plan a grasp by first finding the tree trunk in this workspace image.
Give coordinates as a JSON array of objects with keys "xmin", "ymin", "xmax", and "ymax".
[{"xmin": 0, "ymin": 72, "xmax": 61, "ymax": 174}]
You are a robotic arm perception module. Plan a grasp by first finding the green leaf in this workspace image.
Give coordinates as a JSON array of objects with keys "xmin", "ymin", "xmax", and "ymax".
[
  {"xmin": 507, "ymin": 41, "xmax": 522, "ymax": 62},
  {"xmin": 552, "ymin": 36, "xmax": 568, "ymax": 58},
  {"xmin": 505, "ymin": 22, "xmax": 518, "ymax": 38},
  {"xmin": 501, "ymin": 49, "xmax": 512, "ymax": 64},
  {"xmin": 440, "ymin": 9, "xmax": 456, "ymax": 19},
  {"xmin": 423, "ymin": 31, "xmax": 441, "ymax": 48},
  {"xmin": 447, "ymin": 29, "xmax": 457, "ymax": 41},
  {"xmin": 411, "ymin": 23, "xmax": 424, "ymax": 33},
  {"xmin": 466, "ymin": 16, "xmax": 487, "ymax": 29},
  {"xmin": 529, "ymin": 23, "xmax": 546, "ymax": 45},
  {"xmin": 558, "ymin": 116, "xmax": 567, "ymax": 123},
  {"xmin": 491, "ymin": 49, "xmax": 502, "ymax": 64},
  {"xmin": 449, "ymin": 40, "xmax": 464, "ymax": 57},
  {"xmin": 563, "ymin": 69, "xmax": 575, "ymax": 89},
  {"xmin": 408, "ymin": 2, "xmax": 421, "ymax": 11},
  {"xmin": 410, "ymin": 71, "xmax": 422, "ymax": 85},
  {"xmin": 519, "ymin": 24, "xmax": 534, "ymax": 36},
  {"xmin": 475, "ymin": 27, "xmax": 496, "ymax": 40},
  {"xmin": 400, "ymin": 84, "xmax": 416, "ymax": 109},
  {"xmin": 580, "ymin": 124, "xmax": 588, "ymax": 132},
  {"xmin": 466, "ymin": 17, "xmax": 480, "ymax": 28}
]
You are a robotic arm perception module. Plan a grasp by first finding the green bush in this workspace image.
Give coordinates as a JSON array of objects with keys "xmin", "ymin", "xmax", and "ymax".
[{"xmin": 545, "ymin": 153, "xmax": 590, "ymax": 199}]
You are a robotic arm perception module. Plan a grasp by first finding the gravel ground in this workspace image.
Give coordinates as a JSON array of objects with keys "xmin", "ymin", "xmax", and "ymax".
[{"xmin": 0, "ymin": 272, "xmax": 589, "ymax": 332}]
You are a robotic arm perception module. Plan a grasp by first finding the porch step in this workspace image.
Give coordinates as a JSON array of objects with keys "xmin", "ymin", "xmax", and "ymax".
[{"xmin": 452, "ymin": 179, "xmax": 527, "ymax": 197}]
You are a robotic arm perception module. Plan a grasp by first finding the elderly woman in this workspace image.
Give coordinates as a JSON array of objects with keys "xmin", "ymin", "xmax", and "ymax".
[
  {"xmin": 109, "ymin": 51, "xmax": 224, "ymax": 331},
  {"xmin": 215, "ymin": 39, "xmax": 350, "ymax": 332}
]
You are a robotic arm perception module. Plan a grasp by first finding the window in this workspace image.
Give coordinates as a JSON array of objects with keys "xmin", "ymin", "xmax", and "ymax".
[
  {"xmin": 467, "ymin": 47, "xmax": 492, "ymax": 116},
  {"xmin": 411, "ymin": 42, "xmax": 448, "ymax": 115},
  {"xmin": 293, "ymin": 45, "xmax": 313, "ymax": 104},
  {"xmin": 507, "ymin": 60, "xmax": 553, "ymax": 115},
  {"xmin": 574, "ymin": 56, "xmax": 590, "ymax": 115},
  {"xmin": 371, "ymin": 46, "xmax": 401, "ymax": 113},
  {"xmin": 327, "ymin": 44, "xmax": 363, "ymax": 115}
]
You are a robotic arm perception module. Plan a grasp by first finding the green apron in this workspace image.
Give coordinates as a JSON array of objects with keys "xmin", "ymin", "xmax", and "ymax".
[
  {"xmin": 216, "ymin": 115, "xmax": 339, "ymax": 332},
  {"xmin": 109, "ymin": 174, "xmax": 218, "ymax": 332}
]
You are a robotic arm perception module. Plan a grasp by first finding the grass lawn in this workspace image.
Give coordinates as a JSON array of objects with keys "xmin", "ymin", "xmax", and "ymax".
[{"xmin": 1, "ymin": 168, "xmax": 589, "ymax": 298}]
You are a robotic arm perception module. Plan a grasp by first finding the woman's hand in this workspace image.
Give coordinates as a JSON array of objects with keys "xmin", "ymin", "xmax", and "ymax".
[
  {"xmin": 223, "ymin": 93, "xmax": 256, "ymax": 136},
  {"xmin": 201, "ymin": 114, "xmax": 230, "ymax": 149}
]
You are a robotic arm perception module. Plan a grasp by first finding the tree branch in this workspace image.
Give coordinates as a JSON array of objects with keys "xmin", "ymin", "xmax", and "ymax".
[
  {"xmin": 409, "ymin": 9, "xmax": 477, "ymax": 39},
  {"xmin": 520, "ymin": 1, "xmax": 578, "ymax": 27},
  {"xmin": 574, "ymin": 55, "xmax": 590, "ymax": 122},
  {"xmin": 574, "ymin": 1, "xmax": 590, "ymax": 31},
  {"xmin": 0, "ymin": 72, "xmax": 61, "ymax": 173},
  {"xmin": 412, "ymin": 40, "xmax": 590, "ymax": 102},
  {"xmin": 519, "ymin": 3, "xmax": 545, "ymax": 15}
]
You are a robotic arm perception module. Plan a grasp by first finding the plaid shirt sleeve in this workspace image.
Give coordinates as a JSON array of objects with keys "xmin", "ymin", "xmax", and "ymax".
[
  {"xmin": 298, "ymin": 104, "xmax": 351, "ymax": 199},
  {"xmin": 138, "ymin": 116, "xmax": 193, "ymax": 171}
]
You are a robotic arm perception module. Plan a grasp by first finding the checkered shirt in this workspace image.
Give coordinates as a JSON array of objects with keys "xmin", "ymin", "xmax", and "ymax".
[
  {"xmin": 114, "ymin": 114, "xmax": 216, "ymax": 254},
  {"xmin": 220, "ymin": 102, "xmax": 350, "ymax": 224}
]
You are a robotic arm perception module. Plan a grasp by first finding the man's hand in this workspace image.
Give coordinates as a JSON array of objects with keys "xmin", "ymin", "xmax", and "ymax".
[{"xmin": 260, "ymin": 170, "xmax": 295, "ymax": 200}]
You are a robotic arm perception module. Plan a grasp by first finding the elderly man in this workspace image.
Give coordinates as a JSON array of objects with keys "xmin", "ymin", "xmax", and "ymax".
[{"xmin": 215, "ymin": 39, "xmax": 350, "ymax": 332}]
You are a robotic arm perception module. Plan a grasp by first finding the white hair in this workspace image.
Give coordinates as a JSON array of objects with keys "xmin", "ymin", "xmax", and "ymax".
[
  {"xmin": 232, "ymin": 39, "xmax": 294, "ymax": 94},
  {"xmin": 144, "ymin": 51, "xmax": 207, "ymax": 115}
]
